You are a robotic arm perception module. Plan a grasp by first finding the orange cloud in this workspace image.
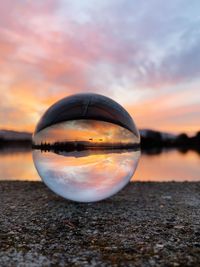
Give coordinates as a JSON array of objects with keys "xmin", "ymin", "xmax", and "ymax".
[{"xmin": 126, "ymin": 88, "xmax": 200, "ymax": 135}]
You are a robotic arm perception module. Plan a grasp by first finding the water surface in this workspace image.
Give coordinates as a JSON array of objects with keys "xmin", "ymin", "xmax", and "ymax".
[{"xmin": 0, "ymin": 148, "xmax": 199, "ymax": 181}]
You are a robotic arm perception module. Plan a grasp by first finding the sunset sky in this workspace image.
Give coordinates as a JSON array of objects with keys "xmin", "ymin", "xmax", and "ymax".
[
  {"xmin": 34, "ymin": 120, "xmax": 137, "ymax": 144},
  {"xmin": 1, "ymin": 0, "xmax": 200, "ymax": 135}
]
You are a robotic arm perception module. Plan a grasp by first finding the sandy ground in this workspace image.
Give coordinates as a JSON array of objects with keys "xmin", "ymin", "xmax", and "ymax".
[{"xmin": 0, "ymin": 181, "xmax": 200, "ymax": 267}]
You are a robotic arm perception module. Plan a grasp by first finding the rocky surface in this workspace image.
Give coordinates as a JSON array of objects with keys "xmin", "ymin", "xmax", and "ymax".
[{"xmin": 0, "ymin": 181, "xmax": 200, "ymax": 267}]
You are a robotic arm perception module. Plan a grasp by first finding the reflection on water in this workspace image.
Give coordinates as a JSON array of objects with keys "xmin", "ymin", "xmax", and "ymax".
[
  {"xmin": 133, "ymin": 149, "xmax": 200, "ymax": 182},
  {"xmin": 0, "ymin": 149, "xmax": 199, "ymax": 182},
  {"xmin": 0, "ymin": 148, "xmax": 38, "ymax": 181}
]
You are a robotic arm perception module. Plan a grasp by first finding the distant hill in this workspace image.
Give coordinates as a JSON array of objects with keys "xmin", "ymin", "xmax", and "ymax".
[
  {"xmin": 0, "ymin": 129, "xmax": 177, "ymax": 141},
  {"xmin": 0, "ymin": 130, "xmax": 32, "ymax": 141}
]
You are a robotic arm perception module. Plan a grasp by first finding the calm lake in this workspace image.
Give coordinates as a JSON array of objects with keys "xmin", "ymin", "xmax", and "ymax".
[{"xmin": 0, "ymin": 148, "xmax": 199, "ymax": 182}]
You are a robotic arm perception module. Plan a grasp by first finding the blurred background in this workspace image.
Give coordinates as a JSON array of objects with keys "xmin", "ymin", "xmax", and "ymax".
[{"xmin": 0, "ymin": 0, "xmax": 200, "ymax": 181}]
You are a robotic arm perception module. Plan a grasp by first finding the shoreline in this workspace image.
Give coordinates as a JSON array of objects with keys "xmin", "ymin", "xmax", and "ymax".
[{"xmin": 0, "ymin": 181, "xmax": 200, "ymax": 266}]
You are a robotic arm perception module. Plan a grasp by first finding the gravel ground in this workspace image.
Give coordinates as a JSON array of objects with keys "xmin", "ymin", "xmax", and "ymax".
[{"xmin": 0, "ymin": 181, "xmax": 200, "ymax": 267}]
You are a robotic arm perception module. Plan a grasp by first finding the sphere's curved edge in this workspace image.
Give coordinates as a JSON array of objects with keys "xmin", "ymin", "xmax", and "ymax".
[{"xmin": 35, "ymin": 93, "xmax": 140, "ymax": 138}]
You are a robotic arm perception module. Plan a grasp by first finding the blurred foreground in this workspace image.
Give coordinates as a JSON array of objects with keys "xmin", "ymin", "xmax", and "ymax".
[{"xmin": 0, "ymin": 181, "xmax": 199, "ymax": 266}]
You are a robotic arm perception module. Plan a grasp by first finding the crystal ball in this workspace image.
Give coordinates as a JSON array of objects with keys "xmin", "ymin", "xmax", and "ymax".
[{"xmin": 32, "ymin": 93, "xmax": 140, "ymax": 202}]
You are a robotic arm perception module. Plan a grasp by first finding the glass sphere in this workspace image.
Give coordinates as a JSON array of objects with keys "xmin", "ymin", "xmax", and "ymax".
[{"xmin": 32, "ymin": 93, "xmax": 140, "ymax": 202}]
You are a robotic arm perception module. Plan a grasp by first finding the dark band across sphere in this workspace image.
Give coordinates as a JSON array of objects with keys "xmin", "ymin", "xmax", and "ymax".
[{"xmin": 35, "ymin": 93, "xmax": 139, "ymax": 137}]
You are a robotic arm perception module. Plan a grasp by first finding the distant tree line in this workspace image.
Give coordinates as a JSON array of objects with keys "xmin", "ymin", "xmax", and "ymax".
[
  {"xmin": 32, "ymin": 140, "xmax": 140, "ymax": 152},
  {"xmin": 141, "ymin": 131, "xmax": 200, "ymax": 152},
  {"xmin": 0, "ymin": 138, "xmax": 31, "ymax": 148}
]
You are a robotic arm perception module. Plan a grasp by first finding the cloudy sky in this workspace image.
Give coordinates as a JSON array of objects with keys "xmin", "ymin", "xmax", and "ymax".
[{"xmin": 1, "ymin": 0, "xmax": 200, "ymax": 134}]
